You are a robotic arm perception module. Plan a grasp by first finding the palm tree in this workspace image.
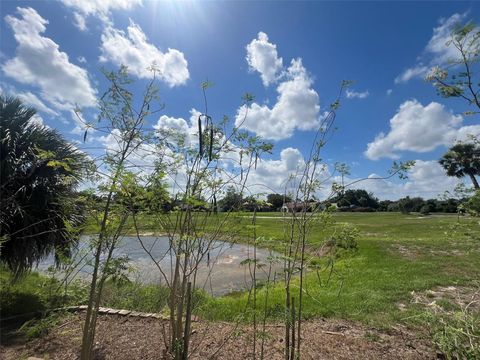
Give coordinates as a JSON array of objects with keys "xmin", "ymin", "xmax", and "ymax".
[
  {"xmin": 0, "ymin": 95, "xmax": 88, "ymax": 276},
  {"xmin": 439, "ymin": 143, "xmax": 480, "ymax": 190}
]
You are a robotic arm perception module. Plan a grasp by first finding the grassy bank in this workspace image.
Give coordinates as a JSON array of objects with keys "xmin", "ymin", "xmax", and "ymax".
[{"xmin": 197, "ymin": 212, "xmax": 479, "ymax": 326}]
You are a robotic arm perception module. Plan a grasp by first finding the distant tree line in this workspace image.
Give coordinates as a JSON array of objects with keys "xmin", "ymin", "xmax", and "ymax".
[
  {"xmin": 164, "ymin": 187, "xmax": 465, "ymax": 214},
  {"xmin": 328, "ymin": 189, "xmax": 465, "ymax": 214}
]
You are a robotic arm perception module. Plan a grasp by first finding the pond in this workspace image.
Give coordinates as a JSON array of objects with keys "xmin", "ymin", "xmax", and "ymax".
[{"xmin": 37, "ymin": 235, "xmax": 282, "ymax": 296}]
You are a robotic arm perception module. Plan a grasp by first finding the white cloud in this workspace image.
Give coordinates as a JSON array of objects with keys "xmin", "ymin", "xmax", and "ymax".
[
  {"xmin": 155, "ymin": 114, "xmax": 190, "ymax": 134},
  {"xmin": 245, "ymin": 150, "xmax": 461, "ymax": 200},
  {"xmin": 28, "ymin": 114, "xmax": 46, "ymax": 128},
  {"xmin": 235, "ymin": 58, "xmax": 320, "ymax": 140},
  {"xmin": 153, "ymin": 110, "xmax": 200, "ymax": 148},
  {"xmin": 77, "ymin": 56, "xmax": 87, "ymax": 63},
  {"xmin": 346, "ymin": 89, "xmax": 370, "ymax": 99},
  {"xmin": 426, "ymin": 13, "xmax": 468, "ymax": 63},
  {"xmin": 246, "ymin": 32, "xmax": 283, "ymax": 86},
  {"xmin": 238, "ymin": 147, "xmax": 308, "ymax": 195},
  {"xmin": 61, "ymin": 0, "xmax": 142, "ymax": 29},
  {"xmin": 73, "ymin": 12, "xmax": 87, "ymax": 31},
  {"xmin": 455, "ymin": 125, "xmax": 480, "ymax": 143},
  {"xmin": 96, "ymin": 128, "xmax": 159, "ymax": 177},
  {"xmin": 352, "ymin": 160, "xmax": 460, "ymax": 200},
  {"xmin": 99, "ymin": 20, "xmax": 189, "ymax": 86},
  {"xmin": 386, "ymin": 89, "xmax": 393, "ymax": 96},
  {"xmin": 364, "ymin": 99, "xmax": 480, "ymax": 160},
  {"xmin": 17, "ymin": 91, "xmax": 59, "ymax": 116},
  {"xmin": 395, "ymin": 13, "xmax": 469, "ymax": 84},
  {"xmin": 394, "ymin": 65, "xmax": 428, "ymax": 84},
  {"xmin": 2, "ymin": 7, "xmax": 97, "ymax": 111}
]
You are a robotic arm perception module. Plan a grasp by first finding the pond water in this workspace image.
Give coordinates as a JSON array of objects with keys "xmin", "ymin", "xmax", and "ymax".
[{"xmin": 37, "ymin": 235, "xmax": 282, "ymax": 296}]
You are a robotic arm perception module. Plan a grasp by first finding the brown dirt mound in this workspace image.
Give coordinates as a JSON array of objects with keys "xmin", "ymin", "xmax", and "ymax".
[{"xmin": 0, "ymin": 313, "xmax": 435, "ymax": 359}]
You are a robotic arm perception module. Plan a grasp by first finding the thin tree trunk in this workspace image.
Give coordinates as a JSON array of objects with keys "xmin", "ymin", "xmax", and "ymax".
[
  {"xmin": 290, "ymin": 296, "xmax": 295, "ymax": 360},
  {"xmin": 468, "ymin": 172, "xmax": 480, "ymax": 190},
  {"xmin": 297, "ymin": 216, "xmax": 307, "ymax": 355},
  {"xmin": 182, "ymin": 282, "xmax": 193, "ymax": 360}
]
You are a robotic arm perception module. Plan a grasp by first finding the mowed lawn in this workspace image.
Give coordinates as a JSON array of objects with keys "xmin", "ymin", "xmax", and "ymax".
[{"xmin": 197, "ymin": 212, "xmax": 480, "ymax": 327}]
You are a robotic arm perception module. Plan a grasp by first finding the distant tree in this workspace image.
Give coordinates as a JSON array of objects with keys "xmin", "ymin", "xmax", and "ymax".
[
  {"xmin": 439, "ymin": 143, "xmax": 480, "ymax": 190},
  {"xmin": 387, "ymin": 202, "xmax": 399, "ymax": 212},
  {"xmin": 332, "ymin": 189, "xmax": 379, "ymax": 210},
  {"xmin": 425, "ymin": 199, "xmax": 438, "ymax": 213},
  {"xmin": 419, "ymin": 204, "xmax": 431, "ymax": 215},
  {"xmin": 437, "ymin": 198, "xmax": 460, "ymax": 213},
  {"xmin": 397, "ymin": 196, "xmax": 425, "ymax": 214},
  {"xmin": 267, "ymin": 193, "xmax": 292, "ymax": 211},
  {"xmin": 0, "ymin": 95, "xmax": 88, "ymax": 276},
  {"xmin": 378, "ymin": 200, "xmax": 393, "ymax": 211},
  {"xmin": 143, "ymin": 172, "xmax": 170, "ymax": 213},
  {"xmin": 242, "ymin": 195, "xmax": 272, "ymax": 212},
  {"xmin": 242, "ymin": 195, "xmax": 258, "ymax": 212},
  {"xmin": 218, "ymin": 186, "xmax": 243, "ymax": 211}
]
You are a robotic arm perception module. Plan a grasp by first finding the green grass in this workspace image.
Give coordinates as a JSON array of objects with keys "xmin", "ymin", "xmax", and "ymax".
[
  {"xmin": 195, "ymin": 212, "xmax": 480, "ymax": 326},
  {"xmin": 4, "ymin": 212, "xmax": 479, "ymax": 330}
]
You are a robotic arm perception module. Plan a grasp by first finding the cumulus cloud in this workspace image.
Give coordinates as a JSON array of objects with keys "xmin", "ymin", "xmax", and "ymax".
[
  {"xmin": 425, "ymin": 12, "xmax": 468, "ymax": 63},
  {"xmin": 99, "ymin": 20, "xmax": 189, "ymax": 86},
  {"xmin": 245, "ymin": 151, "xmax": 460, "ymax": 200},
  {"xmin": 394, "ymin": 65, "xmax": 429, "ymax": 84},
  {"xmin": 349, "ymin": 160, "xmax": 460, "ymax": 200},
  {"xmin": 365, "ymin": 100, "xmax": 480, "ymax": 160},
  {"xmin": 228, "ymin": 147, "xmax": 311, "ymax": 196},
  {"xmin": 61, "ymin": 0, "xmax": 142, "ymax": 29},
  {"xmin": 235, "ymin": 58, "xmax": 320, "ymax": 140},
  {"xmin": 15, "ymin": 91, "xmax": 58, "ymax": 116},
  {"xmin": 2, "ymin": 7, "xmax": 97, "ymax": 110},
  {"xmin": 395, "ymin": 12, "xmax": 469, "ymax": 84},
  {"xmin": 95, "ymin": 128, "xmax": 160, "ymax": 180},
  {"xmin": 155, "ymin": 115, "xmax": 190, "ymax": 135},
  {"xmin": 246, "ymin": 32, "xmax": 283, "ymax": 86},
  {"xmin": 346, "ymin": 89, "xmax": 370, "ymax": 99},
  {"xmin": 153, "ymin": 109, "xmax": 201, "ymax": 148}
]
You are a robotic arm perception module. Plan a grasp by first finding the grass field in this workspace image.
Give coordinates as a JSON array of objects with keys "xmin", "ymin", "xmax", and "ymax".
[
  {"xmin": 196, "ymin": 212, "xmax": 480, "ymax": 327},
  {"xmin": 4, "ymin": 212, "xmax": 479, "ymax": 330}
]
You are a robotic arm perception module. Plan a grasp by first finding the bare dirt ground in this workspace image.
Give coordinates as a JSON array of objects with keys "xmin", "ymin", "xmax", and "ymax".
[{"xmin": 1, "ymin": 313, "xmax": 436, "ymax": 360}]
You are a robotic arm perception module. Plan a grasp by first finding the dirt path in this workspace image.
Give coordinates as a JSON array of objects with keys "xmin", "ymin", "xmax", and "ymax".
[{"xmin": 1, "ymin": 313, "xmax": 436, "ymax": 359}]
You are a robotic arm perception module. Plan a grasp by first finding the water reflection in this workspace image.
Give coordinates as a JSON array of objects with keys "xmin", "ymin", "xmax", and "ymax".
[{"xmin": 37, "ymin": 235, "xmax": 282, "ymax": 296}]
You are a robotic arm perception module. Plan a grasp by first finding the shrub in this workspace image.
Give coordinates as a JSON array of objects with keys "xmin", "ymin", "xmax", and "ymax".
[
  {"xmin": 330, "ymin": 224, "xmax": 359, "ymax": 250},
  {"xmin": 465, "ymin": 191, "xmax": 480, "ymax": 216}
]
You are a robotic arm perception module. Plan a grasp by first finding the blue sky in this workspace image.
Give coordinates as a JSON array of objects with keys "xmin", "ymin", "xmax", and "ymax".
[{"xmin": 1, "ymin": 1, "xmax": 479, "ymax": 200}]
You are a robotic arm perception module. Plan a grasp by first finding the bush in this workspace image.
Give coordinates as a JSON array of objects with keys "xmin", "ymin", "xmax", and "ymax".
[
  {"xmin": 330, "ymin": 224, "xmax": 359, "ymax": 250},
  {"xmin": 465, "ymin": 191, "xmax": 480, "ymax": 216}
]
